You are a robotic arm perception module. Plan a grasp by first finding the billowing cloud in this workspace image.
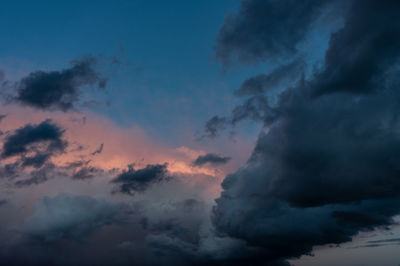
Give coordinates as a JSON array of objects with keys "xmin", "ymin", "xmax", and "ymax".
[
  {"xmin": 13, "ymin": 56, "xmax": 107, "ymax": 111},
  {"xmin": 192, "ymin": 153, "xmax": 231, "ymax": 167},
  {"xmin": 209, "ymin": 0, "xmax": 400, "ymax": 265}
]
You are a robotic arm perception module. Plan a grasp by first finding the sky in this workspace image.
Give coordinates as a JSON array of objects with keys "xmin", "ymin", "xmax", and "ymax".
[{"xmin": 0, "ymin": 0, "xmax": 400, "ymax": 265}]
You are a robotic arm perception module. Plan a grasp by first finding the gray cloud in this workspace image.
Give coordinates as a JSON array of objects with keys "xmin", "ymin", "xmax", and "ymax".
[{"xmin": 192, "ymin": 153, "xmax": 231, "ymax": 167}]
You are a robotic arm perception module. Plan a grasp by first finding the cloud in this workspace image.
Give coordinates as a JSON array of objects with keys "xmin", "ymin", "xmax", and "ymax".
[
  {"xmin": 72, "ymin": 166, "xmax": 102, "ymax": 180},
  {"xmin": 367, "ymin": 238, "xmax": 400, "ymax": 244},
  {"xmin": 204, "ymin": 95, "xmax": 278, "ymax": 136},
  {"xmin": 0, "ymin": 114, "xmax": 6, "ymax": 123},
  {"xmin": 0, "ymin": 199, "xmax": 7, "ymax": 206},
  {"xmin": 203, "ymin": 116, "xmax": 228, "ymax": 138},
  {"xmin": 235, "ymin": 58, "xmax": 305, "ymax": 97},
  {"xmin": 1, "ymin": 119, "xmax": 67, "ymax": 169},
  {"xmin": 0, "ymin": 162, "xmax": 20, "ymax": 179},
  {"xmin": 310, "ymin": 0, "xmax": 400, "ymax": 96},
  {"xmin": 24, "ymin": 194, "xmax": 118, "ymax": 242},
  {"xmin": 91, "ymin": 143, "xmax": 104, "ymax": 156},
  {"xmin": 350, "ymin": 238, "xmax": 400, "ymax": 249},
  {"xmin": 13, "ymin": 56, "xmax": 107, "ymax": 111},
  {"xmin": 14, "ymin": 164, "xmax": 55, "ymax": 187},
  {"xmin": 215, "ymin": 0, "xmax": 332, "ymax": 65},
  {"xmin": 111, "ymin": 163, "xmax": 171, "ymax": 195},
  {"xmin": 209, "ymin": 0, "xmax": 400, "ymax": 264},
  {"xmin": 192, "ymin": 153, "xmax": 231, "ymax": 167}
]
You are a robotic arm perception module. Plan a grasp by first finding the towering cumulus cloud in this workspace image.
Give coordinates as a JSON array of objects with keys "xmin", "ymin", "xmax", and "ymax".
[{"xmin": 210, "ymin": 0, "xmax": 400, "ymax": 265}]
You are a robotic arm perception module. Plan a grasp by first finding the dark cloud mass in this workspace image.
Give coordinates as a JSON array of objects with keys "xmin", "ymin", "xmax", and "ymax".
[
  {"xmin": 210, "ymin": 0, "xmax": 400, "ymax": 265},
  {"xmin": 192, "ymin": 153, "xmax": 231, "ymax": 167},
  {"xmin": 15, "ymin": 56, "xmax": 106, "ymax": 111},
  {"xmin": 112, "ymin": 164, "xmax": 170, "ymax": 195}
]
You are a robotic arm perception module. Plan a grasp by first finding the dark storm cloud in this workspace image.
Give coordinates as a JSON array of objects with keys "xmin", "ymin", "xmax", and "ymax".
[
  {"xmin": 215, "ymin": 0, "xmax": 330, "ymax": 65},
  {"xmin": 14, "ymin": 56, "xmax": 107, "ymax": 111},
  {"xmin": 192, "ymin": 153, "xmax": 231, "ymax": 167},
  {"xmin": 209, "ymin": 0, "xmax": 400, "ymax": 265},
  {"xmin": 111, "ymin": 164, "xmax": 170, "ymax": 195},
  {"xmin": 1, "ymin": 120, "xmax": 67, "ymax": 169},
  {"xmin": 310, "ymin": 0, "xmax": 400, "ymax": 96}
]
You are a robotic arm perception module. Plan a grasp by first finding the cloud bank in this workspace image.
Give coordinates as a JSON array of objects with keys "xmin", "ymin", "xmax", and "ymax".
[{"xmin": 209, "ymin": 0, "xmax": 400, "ymax": 265}]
